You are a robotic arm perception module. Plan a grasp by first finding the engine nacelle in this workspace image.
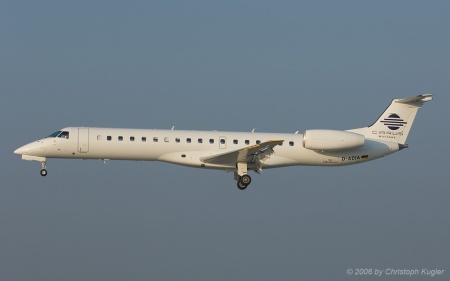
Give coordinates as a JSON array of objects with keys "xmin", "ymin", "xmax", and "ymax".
[{"xmin": 302, "ymin": 130, "xmax": 365, "ymax": 151}]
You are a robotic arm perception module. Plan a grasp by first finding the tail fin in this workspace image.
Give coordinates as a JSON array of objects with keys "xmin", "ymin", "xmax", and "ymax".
[{"xmin": 349, "ymin": 94, "xmax": 433, "ymax": 144}]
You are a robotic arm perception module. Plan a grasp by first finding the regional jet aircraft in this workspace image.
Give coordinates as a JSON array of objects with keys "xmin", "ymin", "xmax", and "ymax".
[{"xmin": 14, "ymin": 95, "xmax": 432, "ymax": 189}]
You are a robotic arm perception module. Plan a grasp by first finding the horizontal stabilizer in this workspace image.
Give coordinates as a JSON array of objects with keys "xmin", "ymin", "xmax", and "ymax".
[{"xmin": 397, "ymin": 94, "xmax": 433, "ymax": 106}]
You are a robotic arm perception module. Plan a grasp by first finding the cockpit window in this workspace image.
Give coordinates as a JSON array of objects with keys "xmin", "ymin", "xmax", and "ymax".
[
  {"xmin": 58, "ymin": 131, "xmax": 69, "ymax": 139},
  {"xmin": 47, "ymin": 130, "xmax": 69, "ymax": 139},
  {"xmin": 47, "ymin": 131, "xmax": 62, "ymax": 138}
]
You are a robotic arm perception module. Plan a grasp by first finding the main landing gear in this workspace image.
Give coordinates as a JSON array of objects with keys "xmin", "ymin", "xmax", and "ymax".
[
  {"xmin": 235, "ymin": 162, "xmax": 252, "ymax": 190},
  {"xmin": 236, "ymin": 174, "xmax": 252, "ymax": 190},
  {"xmin": 40, "ymin": 161, "xmax": 47, "ymax": 177}
]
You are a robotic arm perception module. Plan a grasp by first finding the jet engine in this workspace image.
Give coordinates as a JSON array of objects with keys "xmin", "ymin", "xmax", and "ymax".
[{"xmin": 302, "ymin": 130, "xmax": 365, "ymax": 151}]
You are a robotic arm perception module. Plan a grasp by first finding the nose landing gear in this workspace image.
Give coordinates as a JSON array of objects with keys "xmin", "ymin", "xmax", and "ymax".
[{"xmin": 40, "ymin": 161, "xmax": 47, "ymax": 177}]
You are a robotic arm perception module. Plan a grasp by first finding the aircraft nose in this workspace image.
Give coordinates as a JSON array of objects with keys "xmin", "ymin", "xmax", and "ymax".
[
  {"xmin": 14, "ymin": 142, "xmax": 42, "ymax": 155},
  {"xmin": 14, "ymin": 145, "xmax": 27, "ymax": 155}
]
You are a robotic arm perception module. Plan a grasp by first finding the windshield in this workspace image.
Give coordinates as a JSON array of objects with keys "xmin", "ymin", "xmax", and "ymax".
[{"xmin": 47, "ymin": 131, "xmax": 62, "ymax": 138}]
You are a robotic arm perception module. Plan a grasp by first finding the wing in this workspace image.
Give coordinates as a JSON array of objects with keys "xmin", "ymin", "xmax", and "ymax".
[{"xmin": 200, "ymin": 140, "xmax": 284, "ymax": 171}]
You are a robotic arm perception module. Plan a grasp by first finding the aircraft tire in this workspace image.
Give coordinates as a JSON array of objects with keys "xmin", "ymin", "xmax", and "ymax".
[
  {"xmin": 40, "ymin": 169, "xmax": 47, "ymax": 177},
  {"xmin": 240, "ymin": 175, "xmax": 251, "ymax": 185},
  {"xmin": 237, "ymin": 181, "xmax": 247, "ymax": 190}
]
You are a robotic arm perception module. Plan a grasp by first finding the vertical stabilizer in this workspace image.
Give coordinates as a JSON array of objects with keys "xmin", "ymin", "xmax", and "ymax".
[{"xmin": 349, "ymin": 94, "xmax": 432, "ymax": 144}]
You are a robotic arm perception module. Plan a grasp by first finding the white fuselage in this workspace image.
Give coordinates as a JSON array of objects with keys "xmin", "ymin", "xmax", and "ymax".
[
  {"xmin": 15, "ymin": 127, "xmax": 400, "ymax": 171},
  {"xmin": 13, "ymin": 95, "xmax": 431, "ymax": 189}
]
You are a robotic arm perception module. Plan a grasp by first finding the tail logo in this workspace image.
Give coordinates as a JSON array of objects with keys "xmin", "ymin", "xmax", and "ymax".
[{"xmin": 380, "ymin": 113, "xmax": 407, "ymax": 130}]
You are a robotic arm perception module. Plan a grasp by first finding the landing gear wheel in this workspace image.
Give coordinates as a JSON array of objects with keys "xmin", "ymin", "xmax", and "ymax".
[
  {"xmin": 237, "ymin": 181, "xmax": 247, "ymax": 190},
  {"xmin": 240, "ymin": 174, "xmax": 251, "ymax": 185},
  {"xmin": 40, "ymin": 169, "xmax": 47, "ymax": 177}
]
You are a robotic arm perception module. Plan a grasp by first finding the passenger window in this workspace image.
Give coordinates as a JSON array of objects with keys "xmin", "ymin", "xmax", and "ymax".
[
  {"xmin": 245, "ymin": 140, "xmax": 250, "ymax": 145},
  {"xmin": 97, "ymin": 135, "xmax": 102, "ymax": 141},
  {"xmin": 164, "ymin": 137, "xmax": 169, "ymax": 142},
  {"xmin": 130, "ymin": 136, "xmax": 135, "ymax": 141},
  {"xmin": 176, "ymin": 138, "xmax": 180, "ymax": 143},
  {"xmin": 198, "ymin": 138, "xmax": 203, "ymax": 144},
  {"xmin": 256, "ymin": 140, "xmax": 261, "ymax": 144},
  {"xmin": 153, "ymin": 137, "xmax": 158, "ymax": 142},
  {"xmin": 289, "ymin": 141, "xmax": 294, "ymax": 146},
  {"xmin": 233, "ymin": 139, "xmax": 238, "ymax": 144},
  {"xmin": 209, "ymin": 139, "xmax": 214, "ymax": 144},
  {"xmin": 142, "ymin": 137, "xmax": 147, "ymax": 142},
  {"xmin": 107, "ymin": 136, "xmax": 112, "ymax": 141},
  {"xmin": 118, "ymin": 136, "xmax": 123, "ymax": 141},
  {"xmin": 187, "ymin": 138, "xmax": 191, "ymax": 143},
  {"xmin": 220, "ymin": 139, "xmax": 225, "ymax": 144}
]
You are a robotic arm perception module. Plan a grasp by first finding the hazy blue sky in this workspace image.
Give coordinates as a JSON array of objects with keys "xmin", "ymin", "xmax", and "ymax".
[{"xmin": 1, "ymin": 1, "xmax": 449, "ymax": 280}]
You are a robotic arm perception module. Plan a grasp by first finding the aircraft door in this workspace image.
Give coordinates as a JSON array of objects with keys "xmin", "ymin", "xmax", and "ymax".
[
  {"xmin": 78, "ymin": 128, "xmax": 89, "ymax": 153},
  {"xmin": 219, "ymin": 136, "xmax": 226, "ymax": 149}
]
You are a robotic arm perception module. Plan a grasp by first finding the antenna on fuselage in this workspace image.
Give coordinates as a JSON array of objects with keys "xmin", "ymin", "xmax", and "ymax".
[
  {"xmin": 252, "ymin": 128, "xmax": 256, "ymax": 133},
  {"xmin": 171, "ymin": 126, "xmax": 175, "ymax": 130}
]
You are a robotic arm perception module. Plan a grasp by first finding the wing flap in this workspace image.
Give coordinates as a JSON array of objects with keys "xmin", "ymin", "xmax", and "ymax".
[{"xmin": 200, "ymin": 140, "xmax": 284, "ymax": 169}]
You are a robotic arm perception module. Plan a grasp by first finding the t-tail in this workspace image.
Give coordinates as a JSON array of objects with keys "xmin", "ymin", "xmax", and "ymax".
[{"xmin": 349, "ymin": 94, "xmax": 433, "ymax": 145}]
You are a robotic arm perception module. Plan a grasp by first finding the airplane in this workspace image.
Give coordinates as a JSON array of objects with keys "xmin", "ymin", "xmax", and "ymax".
[{"xmin": 14, "ymin": 94, "xmax": 432, "ymax": 190}]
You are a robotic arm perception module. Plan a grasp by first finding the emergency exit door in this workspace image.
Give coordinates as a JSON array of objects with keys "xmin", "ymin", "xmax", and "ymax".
[{"xmin": 78, "ymin": 128, "xmax": 89, "ymax": 153}]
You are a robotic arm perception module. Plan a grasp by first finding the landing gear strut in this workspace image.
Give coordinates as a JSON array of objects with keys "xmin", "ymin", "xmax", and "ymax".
[{"xmin": 40, "ymin": 162, "xmax": 47, "ymax": 177}]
